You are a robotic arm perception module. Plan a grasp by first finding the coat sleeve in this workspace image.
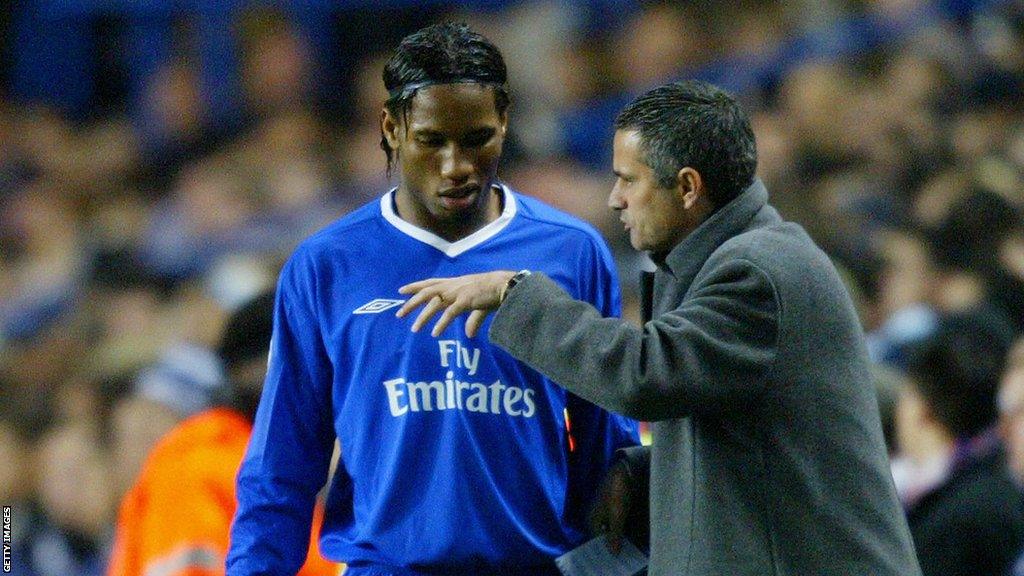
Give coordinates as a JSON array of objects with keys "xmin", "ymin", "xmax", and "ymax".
[
  {"xmin": 489, "ymin": 257, "xmax": 779, "ymax": 422},
  {"xmin": 227, "ymin": 251, "xmax": 337, "ymax": 575}
]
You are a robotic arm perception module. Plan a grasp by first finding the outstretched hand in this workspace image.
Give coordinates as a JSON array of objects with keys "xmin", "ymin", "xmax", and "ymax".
[{"xmin": 396, "ymin": 271, "xmax": 516, "ymax": 338}]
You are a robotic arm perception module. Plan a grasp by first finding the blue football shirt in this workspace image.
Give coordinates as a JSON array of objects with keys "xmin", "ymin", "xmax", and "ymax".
[{"xmin": 228, "ymin": 184, "xmax": 639, "ymax": 575}]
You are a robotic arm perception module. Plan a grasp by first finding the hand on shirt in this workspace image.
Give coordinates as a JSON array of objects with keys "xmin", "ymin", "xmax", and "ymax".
[
  {"xmin": 397, "ymin": 271, "xmax": 515, "ymax": 337},
  {"xmin": 589, "ymin": 460, "xmax": 632, "ymax": 554}
]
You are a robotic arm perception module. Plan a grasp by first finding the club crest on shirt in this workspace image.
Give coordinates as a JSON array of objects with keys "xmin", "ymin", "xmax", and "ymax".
[{"xmin": 354, "ymin": 299, "xmax": 406, "ymax": 314}]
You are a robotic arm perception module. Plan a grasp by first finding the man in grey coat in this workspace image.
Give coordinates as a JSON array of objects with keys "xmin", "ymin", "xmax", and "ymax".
[{"xmin": 396, "ymin": 80, "xmax": 921, "ymax": 575}]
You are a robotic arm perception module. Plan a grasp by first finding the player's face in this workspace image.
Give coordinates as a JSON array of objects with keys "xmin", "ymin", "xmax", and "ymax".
[
  {"xmin": 609, "ymin": 129, "xmax": 694, "ymax": 254},
  {"xmin": 383, "ymin": 83, "xmax": 507, "ymax": 239}
]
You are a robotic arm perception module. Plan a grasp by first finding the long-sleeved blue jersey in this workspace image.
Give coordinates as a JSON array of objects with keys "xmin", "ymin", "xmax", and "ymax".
[{"xmin": 227, "ymin": 185, "xmax": 639, "ymax": 575}]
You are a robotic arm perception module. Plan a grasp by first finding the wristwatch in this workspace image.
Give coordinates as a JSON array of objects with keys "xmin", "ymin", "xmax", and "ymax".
[{"xmin": 500, "ymin": 269, "xmax": 532, "ymax": 303}]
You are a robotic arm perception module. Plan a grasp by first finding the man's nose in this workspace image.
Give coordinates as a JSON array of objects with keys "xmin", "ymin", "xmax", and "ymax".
[
  {"xmin": 608, "ymin": 183, "xmax": 625, "ymax": 210},
  {"xmin": 440, "ymin": 145, "xmax": 473, "ymax": 183}
]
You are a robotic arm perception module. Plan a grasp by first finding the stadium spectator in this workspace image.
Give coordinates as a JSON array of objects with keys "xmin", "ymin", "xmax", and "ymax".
[
  {"xmin": 27, "ymin": 422, "xmax": 113, "ymax": 576},
  {"xmin": 865, "ymin": 230, "xmax": 939, "ymax": 367},
  {"xmin": 106, "ymin": 340, "xmax": 224, "ymax": 498},
  {"xmin": 898, "ymin": 312, "xmax": 1024, "ymax": 576},
  {"xmin": 106, "ymin": 292, "xmax": 336, "ymax": 576},
  {"xmin": 0, "ymin": 420, "xmax": 37, "ymax": 576},
  {"xmin": 999, "ymin": 340, "xmax": 1024, "ymax": 576},
  {"xmin": 397, "ymin": 79, "xmax": 921, "ymax": 575},
  {"xmin": 226, "ymin": 22, "xmax": 638, "ymax": 575}
]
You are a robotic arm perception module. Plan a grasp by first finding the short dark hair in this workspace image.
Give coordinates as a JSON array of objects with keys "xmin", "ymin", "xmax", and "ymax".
[
  {"xmin": 907, "ymin": 310, "xmax": 1014, "ymax": 438},
  {"xmin": 614, "ymin": 80, "xmax": 757, "ymax": 208},
  {"xmin": 380, "ymin": 22, "xmax": 510, "ymax": 175},
  {"xmin": 218, "ymin": 291, "xmax": 276, "ymax": 373}
]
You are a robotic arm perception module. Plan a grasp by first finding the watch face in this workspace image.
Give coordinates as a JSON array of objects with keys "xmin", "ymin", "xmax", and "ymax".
[{"xmin": 502, "ymin": 270, "xmax": 531, "ymax": 303}]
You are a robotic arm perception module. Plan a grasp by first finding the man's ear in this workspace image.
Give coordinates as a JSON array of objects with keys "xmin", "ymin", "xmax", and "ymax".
[
  {"xmin": 498, "ymin": 107, "xmax": 509, "ymax": 137},
  {"xmin": 382, "ymin": 107, "xmax": 401, "ymax": 150},
  {"xmin": 676, "ymin": 167, "xmax": 704, "ymax": 210}
]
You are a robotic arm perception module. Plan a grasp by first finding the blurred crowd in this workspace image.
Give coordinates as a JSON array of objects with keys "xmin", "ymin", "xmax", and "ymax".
[{"xmin": 2, "ymin": 0, "xmax": 1024, "ymax": 575}]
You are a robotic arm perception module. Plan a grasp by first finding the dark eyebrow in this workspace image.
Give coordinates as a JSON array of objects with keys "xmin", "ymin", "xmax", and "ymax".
[{"xmin": 411, "ymin": 128, "xmax": 444, "ymax": 138}]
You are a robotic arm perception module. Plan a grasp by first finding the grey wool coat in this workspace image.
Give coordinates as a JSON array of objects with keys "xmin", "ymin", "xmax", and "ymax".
[{"xmin": 490, "ymin": 180, "xmax": 922, "ymax": 576}]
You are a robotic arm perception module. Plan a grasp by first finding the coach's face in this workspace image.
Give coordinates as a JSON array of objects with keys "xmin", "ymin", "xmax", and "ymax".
[
  {"xmin": 383, "ymin": 83, "xmax": 507, "ymax": 240},
  {"xmin": 609, "ymin": 129, "xmax": 707, "ymax": 255}
]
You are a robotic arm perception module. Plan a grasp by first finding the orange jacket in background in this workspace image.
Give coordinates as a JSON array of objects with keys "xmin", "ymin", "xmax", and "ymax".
[{"xmin": 107, "ymin": 407, "xmax": 338, "ymax": 576}]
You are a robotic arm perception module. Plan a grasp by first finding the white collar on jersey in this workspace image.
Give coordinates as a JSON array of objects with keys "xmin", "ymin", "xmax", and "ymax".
[{"xmin": 380, "ymin": 183, "xmax": 517, "ymax": 258}]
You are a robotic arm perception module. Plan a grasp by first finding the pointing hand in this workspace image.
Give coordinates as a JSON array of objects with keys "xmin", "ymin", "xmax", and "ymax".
[{"xmin": 396, "ymin": 271, "xmax": 516, "ymax": 338}]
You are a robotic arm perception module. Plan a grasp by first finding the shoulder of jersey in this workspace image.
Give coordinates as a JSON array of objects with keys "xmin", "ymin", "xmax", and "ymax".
[{"xmin": 510, "ymin": 190, "xmax": 606, "ymax": 247}]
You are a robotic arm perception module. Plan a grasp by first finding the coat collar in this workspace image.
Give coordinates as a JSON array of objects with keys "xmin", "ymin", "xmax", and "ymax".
[{"xmin": 652, "ymin": 178, "xmax": 773, "ymax": 284}]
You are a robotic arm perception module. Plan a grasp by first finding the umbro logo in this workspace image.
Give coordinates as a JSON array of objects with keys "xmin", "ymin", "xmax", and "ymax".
[{"xmin": 354, "ymin": 299, "xmax": 406, "ymax": 314}]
